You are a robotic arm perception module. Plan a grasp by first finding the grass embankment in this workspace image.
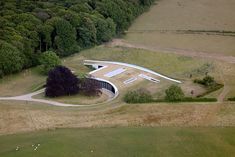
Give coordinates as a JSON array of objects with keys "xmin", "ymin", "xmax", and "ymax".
[
  {"xmin": 0, "ymin": 127, "xmax": 235, "ymax": 157},
  {"xmin": 34, "ymin": 92, "xmax": 108, "ymax": 105},
  {"xmin": 73, "ymin": 46, "xmax": 210, "ymax": 79},
  {"xmin": 0, "ymin": 68, "xmax": 46, "ymax": 97}
]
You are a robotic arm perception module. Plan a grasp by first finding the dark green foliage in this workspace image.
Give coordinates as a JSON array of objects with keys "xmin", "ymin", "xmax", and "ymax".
[
  {"xmin": 78, "ymin": 17, "xmax": 97, "ymax": 48},
  {"xmin": 179, "ymin": 97, "xmax": 217, "ymax": 102},
  {"xmin": 140, "ymin": 0, "xmax": 155, "ymax": 6},
  {"xmin": 55, "ymin": 19, "xmax": 79, "ymax": 56},
  {"xmin": 0, "ymin": 0, "xmax": 155, "ymax": 78},
  {"xmin": 39, "ymin": 51, "xmax": 61, "ymax": 74},
  {"xmin": 153, "ymin": 97, "xmax": 217, "ymax": 103},
  {"xmin": 95, "ymin": 18, "xmax": 116, "ymax": 43},
  {"xmin": 96, "ymin": 0, "xmax": 130, "ymax": 33},
  {"xmin": 124, "ymin": 89, "xmax": 153, "ymax": 103},
  {"xmin": 194, "ymin": 75, "xmax": 216, "ymax": 87},
  {"xmin": 194, "ymin": 75, "xmax": 224, "ymax": 97},
  {"xmin": 124, "ymin": 87, "xmax": 217, "ymax": 104},
  {"xmin": 196, "ymin": 84, "xmax": 224, "ymax": 98},
  {"xmin": 228, "ymin": 97, "xmax": 235, "ymax": 101},
  {"xmin": 39, "ymin": 24, "xmax": 54, "ymax": 51},
  {"xmin": 165, "ymin": 85, "xmax": 185, "ymax": 102},
  {"xmin": 0, "ymin": 41, "xmax": 24, "ymax": 75}
]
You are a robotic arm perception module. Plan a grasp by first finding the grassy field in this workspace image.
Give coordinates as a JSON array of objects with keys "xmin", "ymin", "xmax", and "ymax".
[
  {"xmin": 33, "ymin": 92, "xmax": 109, "ymax": 105},
  {"xmin": 125, "ymin": 0, "xmax": 235, "ymax": 56},
  {"xmin": 1, "ymin": 100, "xmax": 235, "ymax": 135},
  {"xmin": 0, "ymin": 127, "xmax": 235, "ymax": 157},
  {"xmin": 68, "ymin": 46, "xmax": 214, "ymax": 79},
  {"xmin": 0, "ymin": 68, "xmax": 46, "ymax": 97}
]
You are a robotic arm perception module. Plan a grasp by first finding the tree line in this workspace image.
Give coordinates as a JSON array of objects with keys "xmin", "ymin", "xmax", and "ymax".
[{"xmin": 0, "ymin": 0, "xmax": 155, "ymax": 77}]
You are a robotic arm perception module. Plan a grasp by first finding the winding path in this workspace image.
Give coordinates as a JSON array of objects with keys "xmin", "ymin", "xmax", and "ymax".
[
  {"xmin": 0, "ymin": 88, "xmax": 115, "ymax": 107},
  {"xmin": 0, "ymin": 60, "xmax": 181, "ymax": 106}
]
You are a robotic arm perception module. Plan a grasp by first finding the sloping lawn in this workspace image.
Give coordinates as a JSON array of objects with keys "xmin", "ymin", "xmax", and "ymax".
[{"xmin": 0, "ymin": 127, "xmax": 234, "ymax": 157}]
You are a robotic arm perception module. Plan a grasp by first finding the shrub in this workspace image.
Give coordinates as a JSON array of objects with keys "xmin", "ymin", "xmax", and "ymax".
[
  {"xmin": 45, "ymin": 66, "xmax": 79, "ymax": 97},
  {"xmin": 194, "ymin": 75, "xmax": 216, "ymax": 87},
  {"xmin": 196, "ymin": 84, "xmax": 224, "ymax": 97},
  {"xmin": 181, "ymin": 97, "xmax": 217, "ymax": 102},
  {"xmin": 0, "ymin": 70, "xmax": 3, "ymax": 78},
  {"xmin": 228, "ymin": 97, "xmax": 235, "ymax": 101},
  {"xmin": 194, "ymin": 75, "xmax": 223, "ymax": 97},
  {"xmin": 39, "ymin": 51, "xmax": 61, "ymax": 74},
  {"xmin": 80, "ymin": 78, "xmax": 101, "ymax": 96},
  {"xmin": 165, "ymin": 85, "xmax": 184, "ymax": 102},
  {"xmin": 124, "ymin": 89, "xmax": 153, "ymax": 103}
]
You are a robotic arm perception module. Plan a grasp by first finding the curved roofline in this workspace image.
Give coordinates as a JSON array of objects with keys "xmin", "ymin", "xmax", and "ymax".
[{"xmin": 84, "ymin": 60, "xmax": 182, "ymax": 83}]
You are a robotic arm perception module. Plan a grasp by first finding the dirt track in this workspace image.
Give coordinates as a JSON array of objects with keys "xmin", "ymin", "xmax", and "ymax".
[{"xmin": 108, "ymin": 39, "xmax": 235, "ymax": 64}]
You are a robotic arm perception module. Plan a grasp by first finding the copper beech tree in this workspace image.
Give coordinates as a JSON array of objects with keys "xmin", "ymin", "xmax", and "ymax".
[{"xmin": 45, "ymin": 66, "xmax": 101, "ymax": 97}]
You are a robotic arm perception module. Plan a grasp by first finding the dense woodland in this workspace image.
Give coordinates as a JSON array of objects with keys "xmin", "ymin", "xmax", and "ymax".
[{"xmin": 0, "ymin": 0, "xmax": 155, "ymax": 77}]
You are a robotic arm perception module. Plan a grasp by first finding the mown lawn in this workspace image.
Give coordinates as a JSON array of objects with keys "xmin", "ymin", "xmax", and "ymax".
[{"xmin": 0, "ymin": 127, "xmax": 234, "ymax": 157}]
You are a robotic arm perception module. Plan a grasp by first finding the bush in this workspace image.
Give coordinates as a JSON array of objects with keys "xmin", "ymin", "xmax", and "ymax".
[
  {"xmin": 194, "ymin": 75, "xmax": 216, "ymax": 87},
  {"xmin": 165, "ymin": 85, "xmax": 184, "ymax": 102},
  {"xmin": 45, "ymin": 66, "xmax": 79, "ymax": 97},
  {"xmin": 194, "ymin": 75, "xmax": 223, "ymax": 97},
  {"xmin": 80, "ymin": 78, "xmax": 101, "ymax": 96},
  {"xmin": 39, "ymin": 51, "xmax": 61, "ymax": 74},
  {"xmin": 197, "ymin": 84, "xmax": 224, "ymax": 97},
  {"xmin": 228, "ymin": 97, "xmax": 235, "ymax": 101},
  {"xmin": 124, "ymin": 88, "xmax": 217, "ymax": 104},
  {"xmin": 181, "ymin": 97, "xmax": 217, "ymax": 102},
  {"xmin": 124, "ymin": 89, "xmax": 153, "ymax": 103},
  {"xmin": 153, "ymin": 97, "xmax": 217, "ymax": 103},
  {"xmin": 0, "ymin": 70, "xmax": 3, "ymax": 78}
]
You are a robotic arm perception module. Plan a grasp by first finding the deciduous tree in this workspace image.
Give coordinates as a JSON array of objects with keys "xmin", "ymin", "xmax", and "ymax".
[
  {"xmin": 165, "ymin": 85, "xmax": 184, "ymax": 101},
  {"xmin": 45, "ymin": 66, "xmax": 79, "ymax": 97},
  {"xmin": 39, "ymin": 51, "xmax": 61, "ymax": 74}
]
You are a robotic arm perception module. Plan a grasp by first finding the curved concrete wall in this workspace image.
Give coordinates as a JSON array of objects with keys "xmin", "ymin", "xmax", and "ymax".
[{"xmin": 92, "ymin": 77, "xmax": 119, "ymax": 100}]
